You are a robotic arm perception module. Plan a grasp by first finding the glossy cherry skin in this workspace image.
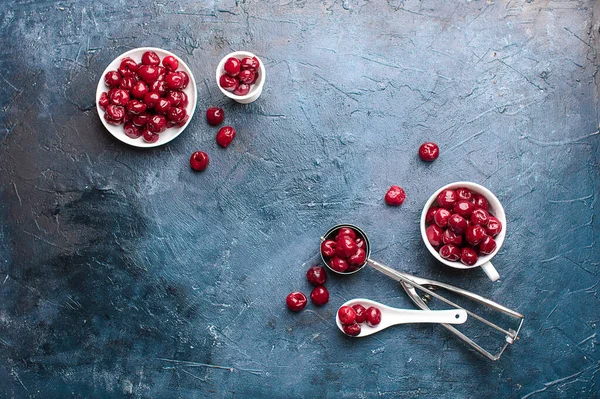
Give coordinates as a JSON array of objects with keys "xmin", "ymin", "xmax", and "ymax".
[
  {"xmin": 426, "ymin": 224, "xmax": 444, "ymax": 247},
  {"xmin": 131, "ymin": 81, "xmax": 149, "ymax": 99},
  {"xmin": 447, "ymin": 214, "xmax": 468, "ymax": 235},
  {"xmin": 219, "ymin": 75, "xmax": 238, "ymax": 92},
  {"xmin": 119, "ymin": 76, "xmax": 136, "ymax": 91},
  {"xmin": 471, "ymin": 209, "xmax": 489, "ymax": 226},
  {"xmin": 165, "ymin": 91, "xmax": 185, "ymax": 107},
  {"xmin": 216, "ymin": 126, "xmax": 236, "ymax": 147},
  {"xmin": 385, "ymin": 185, "xmax": 406, "ymax": 206},
  {"xmin": 143, "ymin": 92, "xmax": 161, "ymax": 109},
  {"xmin": 433, "ymin": 208, "xmax": 451, "ymax": 228},
  {"xmin": 167, "ymin": 107, "xmax": 186, "ymax": 123},
  {"xmin": 147, "ymin": 114, "xmax": 167, "ymax": 133},
  {"xmin": 419, "ymin": 142, "xmax": 439, "ymax": 161},
  {"xmin": 224, "ymin": 57, "xmax": 241, "ymax": 77},
  {"xmin": 162, "ymin": 55, "xmax": 178, "ymax": 71},
  {"xmin": 109, "ymin": 88, "xmax": 130, "ymax": 106},
  {"xmin": 329, "ymin": 257, "xmax": 349, "ymax": 273},
  {"xmin": 453, "ymin": 200, "xmax": 474, "ymax": 217},
  {"xmin": 343, "ymin": 323, "xmax": 361, "ymax": 336},
  {"xmin": 286, "ymin": 292, "xmax": 307, "ymax": 312},
  {"xmin": 338, "ymin": 306, "xmax": 357, "ymax": 324},
  {"xmin": 348, "ymin": 248, "xmax": 366, "ymax": 266},
  {"xmin": 455, "ymin": 187, "xmax": 472, "ymax": 201},
  {"xmin": 465, "ymin": 225, "xmax": 487, "ymax": 246},
  {"xmin": 306, "ymin": 266, "xmax": 327, "ymax": 286},
  {"xmin": 206, "ymin": 107, "xmax": 224, "ymax": 126},
  {"xmin": 105, "ymin": 104, "xmax": 125, "ymax": 122},
  {"xmin": 426, "ymin": 206, "xmax": 439, "ymax": 225},
  {"xmin": 354, "ymin": 238, "xmax": 366, "ymax": 249},
  {"xmin": 125, "ymin": 100, "xmax": 147, "ymax": 115},
  {"xmin": 336, "ymin": 236, "xmax": 358, "ymax": 258},
  {"xmin": 190, "ymin": 151, "xmax": 209, "ymax": 171},
  {"xmin": 165, "ymin": 72, "xmax": 184, "ymax": 89},
  {"xmin": 137, "ymin": 65, "xmax": 159, "ymax": 84},
  {"xmin": 179, "ymin": 91, "xmax": 189, "ymax": 108},
  {"xmin": 233, "ymin": 83, "xmax": 251, "ymax": 96},
  {"xmin": 142, "ymin": 129, "xmax": 159, "ymax": 143},
  {"xmin": 238, "ymin": 69, "xmax": 255, "ymax": 84},
  {"xmin": 486, "ymin": 217, "xmax": 502, "ymax": 236},
  {"xmin": 320, "ymin": 240, "xmax": 337, "ymax": 257},
  {"xmin": 141, "ymin": 50, "xmax": 160, "ymax": 66},
  {"xmin": 442, "ymin": 229, "xmax": 463, "ymax": 246},
  {"xmin": 472, "ymin": 194, "xmax": 489, "ymax": 211},
  {"xmin": 154, "ymin": 98, "xmax": 171, "ymax": 115},
  {"xmin": 460, "ymin": 247, "xmax": 478, "ymax": 266},
  {"xmin": 98, "ymin": 92, "xmax": 109, "ymax": 110},
  {"xmin": 104, "ymin": 112, "xmax": 122, "ymax": 126},
  {"xmin": 123, "ymin": 122, "xmax": 142, "ymax": 139},
  {"xmin": 178, "ymin": 71, "xmax": 190, "ymax": 89},
  {"xmin": 240, "ymin": 56, "xmax": 260, "ymax": 71},
  {"xmin": 439, "ymin": 244, "xmax": 461, "ymax": 261},
  {"xmin": 336, "ymin": 228, "xmax": 356, "ymax": 240},
  {"xmin": 352, "ymin": 304, "xmax": 367, "ymax": 323},
  {"xmin": 132, "ymin": 112, "xmax": 150, "ymax": 127},
  {"xmin": 150, "ymin": 80, "xmax": 168, "ymax": 96},
  {"xmin": 437, "ymin": 189, "xmax": 457, "ymax": 209},
  {"xmin": 104, "ymin": 70, "xmax": 121, "ymax": 87},
  {"xmin": 366, "ymin": 307, "xmax": 382, "ymax": 327},
  {"xmin": 119, "ymin": 57, "xmax": 138, "ymax": 76},
  {"xmin": 478, "ymin": 236, "xmax": 497, "ymax": 255},
  {"xmin": 156, "ymin": 66, "xmax": 167, "ymax": 81},
  {"xmin": 310, "ymin": 286, "xmax": 329, "ymax": 306},
  {"xmin": 174, "ymin": 114, "xmax": 189, "ymax": 128}
]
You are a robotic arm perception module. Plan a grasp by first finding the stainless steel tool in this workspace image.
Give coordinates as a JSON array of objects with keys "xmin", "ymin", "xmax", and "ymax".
[{"xmin": 321, "ymin": 224, "xmax": 524, "ymax": 361}]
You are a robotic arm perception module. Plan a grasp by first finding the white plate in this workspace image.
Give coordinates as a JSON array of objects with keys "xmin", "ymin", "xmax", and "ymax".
[{"xmin": 96, "ymin": 47, "xmax": 197, "ymax": 148}]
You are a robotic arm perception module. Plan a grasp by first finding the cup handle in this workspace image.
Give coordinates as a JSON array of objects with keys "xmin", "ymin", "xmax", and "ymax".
[{"xmin": 481, "ymin": 261, "xmax": 500, "ymax": 282}]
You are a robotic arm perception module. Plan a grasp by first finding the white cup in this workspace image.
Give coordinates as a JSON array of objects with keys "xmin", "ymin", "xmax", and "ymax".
[
  {"xmin": 420, "ymin": 182, "xmax": 506, "ymax": 282},
  {"xmin": 215, "ymin": 51, "xmax": 266, "ymax": 104}
]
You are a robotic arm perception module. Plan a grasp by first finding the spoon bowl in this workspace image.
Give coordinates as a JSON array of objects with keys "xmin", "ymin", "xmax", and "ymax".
[{"xmin": 336, "ymin": 298, "xmax": 468, "ymax": 338}]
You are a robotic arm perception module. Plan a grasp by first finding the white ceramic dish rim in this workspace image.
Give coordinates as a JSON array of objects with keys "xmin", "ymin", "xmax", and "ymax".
[
  {"xmin": 95, "ymin": 47, "xmax": 198, "ymax": 148},
  {"xmin": 215, "ymin": 51, "xmax": 266, "ymax": 101}
]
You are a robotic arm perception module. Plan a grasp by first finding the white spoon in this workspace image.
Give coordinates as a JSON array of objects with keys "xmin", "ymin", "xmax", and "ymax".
[{"xmin": 336, "ymin": 298, "xmax": 468, "ymax": 337}]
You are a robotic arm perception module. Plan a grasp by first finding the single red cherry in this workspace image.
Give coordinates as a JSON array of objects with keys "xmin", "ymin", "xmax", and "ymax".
[
  {"xmin": 310, "ymin": 286, "xmax": 329, "ymax": 306},
  {"xmin": 177, "ymin": 71, "xmax": 190, "ymax": 89},
  {"xmin": 306, "ymin": 266, "xmax": 327, "ymax": 286},
  {"xmin": 162, "ymin": 55, "xmax": 179, "ymax": 71},
  {"xmin": 154, "ymin": 98, "xmax": 172, "ymax": 115},
  {"xmin": 343, "ymin": 323, "xmax": 361, "ymax": 336},
  {"xmin": 167, "ymin": 107, "xmax": 186, "ymax": 123},
  {"xmin": 119, "ymin": 57, "xmax": 139, "ymax": 76},
  {"xmin": 238, "ymin": 69, "xmax": 256, "ymax": 84},
  {"xmin": 143, "ymin": 92, "xmax": 161, "ymax": 109},
  {"xmin": 104, "ymin": 70, "xmax": 121, "ymax": 87},
  {"xmin": 240, "ymin": 57, "xmax": 260, "ymax": 71},
  {"xmin": 460, "ymin": 247, "xmax": 478, "ymax": 266},
  {"xmin": 442, "ymin": 229, "xmax": 463, "ymax": 246},
  {"xmin": 147, "ymin": 114, "xmax": 167, "ymax": 133},
  {"xmin": 119, "ymin": 76, "xmax": 136, "ymax": 91},
  {"xmin": 105, "ymin": 104, "xmax": 125, "ymax": 122},
  {"xmin": 419, "ymin": 142, "xmax": 439, "ymax": 161},
  {"xmin": 174, "ymin": 114, "xmax": 190, "ymax": 128},
  {"xmin": 447, "ymin": 214, "xmax": 468, "ymax": 235},
  {"xmin": 336, "ymin": 228, "xmax": 356, "ymax": 240},
  {"xmin": 336, "ymin": 236, "xmax": 357, "ymax": 258},
  {"xmin": 471, "ymin": 209, "xmax": 490, "ymax": 226},
  {"xmin": 465, "ymin": 225, "xmax": 487, "ymax": 246},
  {"xmin": 366, "ymin": 307, "xmax": 382, "ymax": 327},
  {"xmin": 437, "ymin": 189, "xmax": 457, "ymax": 209},
  {"xmin": 320, "ymin": 240, "xmax": 336, "ymax": 258},
  {"xmin": 338, "ymin": 306, "xmax": 357, "ymax": 324},
  {"xmin": 190, "ymin": 151, "xmax": 209, "ymax": 171},
  {"xmin": 165, "ymin": 72, "xmax": 184, "ymax": 89},
  {"xmin": 455, "ymin": 187, "xmax": 472, "ymax": 201},
  {"xmin": 216, "ymin": 126, "xmax": 236, "ymax": 147},
  {"xmin": 453, "ymin": 200, "xmax": 474, "ymax": 217},
  {"xmin": 434, "ymin": 208, "xmax": 451, "ymax": 228},
  {"xmin": 132, "ymin": 112, "xmax": 150, "ymax": 127},
  {"xmin": 150, "ymin": 80, "xmax": 168, "ymax": 96},
  {"xmin": 104, "ymin": 112, "xmax": 122, "ymax": 126},
  {"xmin": 233, "ymin": 83, "xmax": 251, "ymax": 96},
  {"xmin": 219, "ymin": 75, "xmax": 238, "ymax": 92},
  {"xmin": 109, "ymin": 88, "xmax": 130, "ymax": 106},
  {"xmin": 165, "ymin": 91, "xmax": 184, "ymax": 107},
  {"xmin": 348, "ymin": 248, "xmax": 366, "ymax": 266},
  {"xmin": 425, "ymin": 206, "xmax": 439, "ymax": 225},
  {"xmin": 123, "ymin": 122, "xmax": 142, "ymax": 139},
  {"xmin": 329, "ymin": 257, "xmax": 348, "ymax": 273},
  {"xmin": 224, "ymin": 57, "xmax": 241, "ymax": 77},
  {"xmin": 472, "ymin": 194, "xmax": 489, "ymax": 211},
  {"xmin": 206, "ymin": 107, "xmax": 224, "ymax": 126},
  {"xmin": 385, "ymin": 185, "xmax": 406, "ymax": 206},
  {"xmin": 98, "ymin": 92, "xmax": 109, "ymax": 110},
  {"xmin": 137, "ymin": 65, "xmax": 159, "ymax": 84},
  {"xmin": 352, "ymin": 304, "xmax": 367, "ymax": 323},
  {"xmin": 125, "ymin": 100, "xmax": 147, "ymax": 115},
  {"xmin": 156, "ymin": 66, "xmax": 167, "ymax": 81},
  {"xmin": 131, "ymin": 81, "xmax": 149, "ymax": 99},
  {"xmin": 142, "ymin": 129, "xmax": 159, "ymax": 143},
  {"xmin": 286, "ymin": 292, "xmax": 307, "ymax": 312},
  {"xmin": 486, "ymin": 217, "xmax": 502, "ymax": 236},
  {"xmin": 426, "ymin": 224, "xmax": 444, "ymax": 247},
  {"xmin": 141, "ymin": 50, "xmax": 160, "ymax": 66},
  {"xmin": 478, "ymin": 236, "xmax": 497, "ymax": 255},
  {"xmin": 439, "ymin": 244, "xmax": 461, "ymax": 261}
]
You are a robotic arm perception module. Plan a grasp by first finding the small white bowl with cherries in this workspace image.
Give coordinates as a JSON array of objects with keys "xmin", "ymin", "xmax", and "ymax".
[
  {"xmin": 420, "ymin": 182, "xmax": 506, "ymax": 281},
  {"xmin": 216, "ymin": 51, "xmax": 265, "ymax": 104}
]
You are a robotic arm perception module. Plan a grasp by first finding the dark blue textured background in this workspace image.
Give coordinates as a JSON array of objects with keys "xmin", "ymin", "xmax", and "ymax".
[{"xmin": 1, "ymin": 1, "xmax": 599, "ymax": 398}]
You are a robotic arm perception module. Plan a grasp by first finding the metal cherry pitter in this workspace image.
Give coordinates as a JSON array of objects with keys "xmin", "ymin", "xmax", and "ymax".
[{"xmin": 321, "ymin": 224, "xmax": 525, "ymax": 361}]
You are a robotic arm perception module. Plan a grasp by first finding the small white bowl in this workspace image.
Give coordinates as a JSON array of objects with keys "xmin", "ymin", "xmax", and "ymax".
[
  {"xmin": 420, "ymin": 182, "xmax": 506, "ymax": 282},
  {"xmin": 96, "ymin": 47, "xmax": 197, "ymax": 148},
  {"xmin": 215, "ymin": 51, "xmax": 265, "ymax": 104}
]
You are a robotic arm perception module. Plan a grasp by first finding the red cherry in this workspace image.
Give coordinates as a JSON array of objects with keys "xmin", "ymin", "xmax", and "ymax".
[
  {"xmin": 150, "ymin": 80, "xmax": 168, "ymax": 96},
  {"xmin": 465, "ymin": 225, "xmax": 487, "ymax": 246},
  {"xmin": 143, "ymin": 92, "xmax": 161, "ymax": 109},
  {"xmin": 119, "ymin": 76, "xmax": 136, "ymax": 91},
  {"xmin": 165, "ymin": 72, "xmax": 184, "ymax": 89},
  {"xmin": 455, "ymin": 187, "xmax": 472, "ymax": 201},
  {"xmin": 286, "ymin": 292, "xmax": 307, "ymax": 312},
  {"xmin": 419, "ymin": 142, "xmax": 439, "ymax": 161},
  {"xmin": 336, "ymin": 236, "xmax": 357, "ymax": 258},
  {"xmin": 366, "ymin": 307, "xmax": 382, "ymax": 327},
  {"xmin": 425, "ymin": 206, "xmax": 439, "ymax": 225},
  {"xmin": 109, "ymin": 88, "xmax": 129, "ymax": 106},
  {"xmin": 238, "ymin": 69, "xmax": 255, "ymax": 84},
  {"xmin": 471, "ymin": 209, "xmax": 489, "ymax": 226},
  {"xmin": 426, "ymin": 224, "xmax": 444, "ymax": 247},
  {"xmin": 105, "ymin": 104, "xmax": 125, "ymax": 122},
  {"xmin": 216, "ymin": 126, "xmax": 236, "ymax": 148},
  {"xmin": 306, "ymin": 266, "xmax": 327, "ymax": 286},
  {"xmin": 354, "ymin": 238, "xmax": 366, "ymax": 249},
  {"xmin": 125, "ymin": 100, "xmax": 147, "ymax": 115},
  {"xmin": 329, "ymin": 257, "xmax": 348, "ymax": 273},
  {"xmin": 119, "ymin": 57, "xmax": 139, "ymax": 76},
  {"xmin": 156, "ymin": 66, "xmax": 167, "ymax": 81},
  {"xmin": 137, "ymin": 65, "xmax": 159, "ymax": 84},
  {"xmin": 433, "ymin": 208, "xmax": 451, "ymax": 227},
  {"xmin": 224, "ymin": 57, "xmax": 241, "ymax": 77},
  {"xmin": 219, "ymin": 75, "xmax": 238, "ymax": 92},
  {"xmin": 179, "ymin": 91, "xmax": 189, "ymax": 108},
  {"xmin": 472, "ymin": 194, "xmax": 489, "ymax": 211},
  {"xmin": 385, "ymin": 185, "xmax": 406, "ymax": 206},
  {"xmin": 147, "ymin": 114, "xmax": 167, "ymax": 133},
  {"xmin": 165, "ymin": 91, "xmax": 184, "ymax": 107},
  {"xmin": 206, "ymin": 107, "xmax": 224, "ymax": 126},
  {"xmin": 352, "ymin": 304, "xmax": 367, "ymax": 323},
  {"xmin": 123, "ymin": 122, "xmax": 142, "ymax": 139},
  {"xmin": 132, "ymin": 112, "xmax": 150, "ymax": 127},
  {"xmin": 447, "ymin": 214, "xmax": 468, "ymax": 235},
  {"xmin": 124, "ymin": 112, "xmax": 133, "ymax": 123},
  {"xmin": 453, "ymin": 200, "xmax": 474, "ymax": 217},
  {"xmin": 233, "ymin": 83, "xmax": 251, "ymax": 96},
  {"xmin": 177, "ymin": 71, "xmax": 190, "ymax": 89},
  {"xmin": 142, "ymin": 129, "xmax": 159, "ymax": 143},
  {"xmin": 437, "ymin": 189, "xmax": 457, "ymax": 209},
  {"xmin": 343, "ymin": 323, "xmax": 361, "ymax": 336},
  {"xmin": 104, "ymin": 70, "xmax": 121, "ymax": 87},
  {"xmin": 320, "ymin": 240, "xmax": 336, "ymax": 258},
  {"xmin": 310, "ymin": 286, "xmax": 329, "ymax": 306},
  {"xmin": 167, "ymin": 107, "xmax": 186, "ymax": 123},
  {"xmin": 442, "ymin": 229, "xmax": 463, "ymax": 246},
  {"xmin": 336, "ymin": 227, "xmax": 356, "ymax": 240},
  {"xmin": 439, "ymin": 244, "xmax": 461, "ymax": 261},
  {"xmin": 141, "ymin": 51, "xmax": 160, "ymax": 66},
  {"xmin": 154, "ymin": 98, "xmax": 171, "ymax": 115},
  {"xmin": 240, "ymin": 57, "xmax": 260, "ymax": 71},
  {"xmin": 131, "ymin": 81, "xmax": 149, "ymax": 99},
  {"xmin": 98, "ymin": 92, "xmax": 109, "ymax": 110},
  {"xmin": 162, "ymin": 55, "xmax": 179, "ymax": 71},
  {"xmin": 460, "ymin": 247, "xmax": 478, "ymax": 266},
  {"xmin": 348, "ymin": 248, "xmax": 366, "ymax": 266},
  {"xmin": 190, "ymin": 151, "xmax": 209, "ymax": 171},
  {"xmin": 104, "ymin": 112, "xmax": 122, "ymax": 126},
  {"xmin": 338, "ymin": 306, "xmax": 357, "ymax": 324},
  {"xmin": 486, "ymin": 217, "xmax": 502, "ymax": 236},
  {"xmin": 174, "ymin": 114, "xmax": 189, "ymax": 128},
  {"xmin": 478, "ymin": 236, "xmax": 497, "ymax": 255}
]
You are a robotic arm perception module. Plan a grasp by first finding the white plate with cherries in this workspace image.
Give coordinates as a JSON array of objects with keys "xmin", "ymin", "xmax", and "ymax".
[{"xmin": 96, "ymin": 47, "xmax": 197, "ymax": 148}]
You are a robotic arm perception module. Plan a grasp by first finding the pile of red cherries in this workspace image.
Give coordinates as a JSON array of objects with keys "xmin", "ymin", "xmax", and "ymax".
[
  {"xmin": 425, "ymin": 187, "xmax": 502, "ymax": 266},
  {"xmin": 320, "ymin": 227, "xmax": 367, "ymax": 273},
  {"xmin": 338, "ymin": 304, "xmax": 381, "ymax": 336},
  {"xmin": 219, "ymin": 56, "xmax": 260, "ymax": 96},
  {"xmin": 99, "ymin": 51, "xmax": 190, "ymax": 143},
  {"xmin": 285, "ymin": 265, "xmax": 330, "ymax": 312}
]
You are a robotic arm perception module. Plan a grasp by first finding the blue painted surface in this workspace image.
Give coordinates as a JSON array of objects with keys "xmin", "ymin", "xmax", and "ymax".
[{"xmin": 0, "ymin": 1, "xmax": 599, "ymax": 397}]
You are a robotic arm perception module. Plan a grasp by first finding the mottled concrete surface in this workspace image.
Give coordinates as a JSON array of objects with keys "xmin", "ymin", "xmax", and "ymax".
[{"xmin": 0, "ymin": 0, "xmax": 599, "ymax": 398}]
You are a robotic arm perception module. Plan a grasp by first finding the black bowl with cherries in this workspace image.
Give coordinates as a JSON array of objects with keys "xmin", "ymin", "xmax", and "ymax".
[{"xmin": 320, "ymin": 224, "xmax": 371, "ymax": 275}]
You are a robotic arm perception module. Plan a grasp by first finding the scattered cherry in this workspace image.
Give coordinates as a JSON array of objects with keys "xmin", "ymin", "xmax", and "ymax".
[
  {"xmin": 190, "ymin": 151, "xmax": 209, "ymax": 171},
  {"xmin": 206, "ymin": 107, "xmax": 224, "ymax": 126},
  {"xmin": 338, "ymin": 306, "xmax": 357, "ymax": 324},
  {"xmin": 306, "ymin": 266, "xmax": 327, "ymax": 286},
  {"xmin": 286, "ymin": 292, "xmax": 307, "ymax": 312},
  {"xmin": 216, "ymin": 126, "xmax": 236, "ymax": 148},
  {"xmin": 385, "ymin": 185, "xmax": 406, "ymax": 206},
  {"xmin": 419, "ymin": 142, "xmax": 439, "ymax": 162},
  {"xmin": 310, "ymin": 286, "xmax": 329, "ymax": 306}
]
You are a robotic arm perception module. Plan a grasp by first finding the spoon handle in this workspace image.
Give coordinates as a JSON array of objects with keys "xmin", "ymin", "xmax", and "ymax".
[{"xmin": 393, "ymin": 309, "xmax": 467, "ymax": 325}]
